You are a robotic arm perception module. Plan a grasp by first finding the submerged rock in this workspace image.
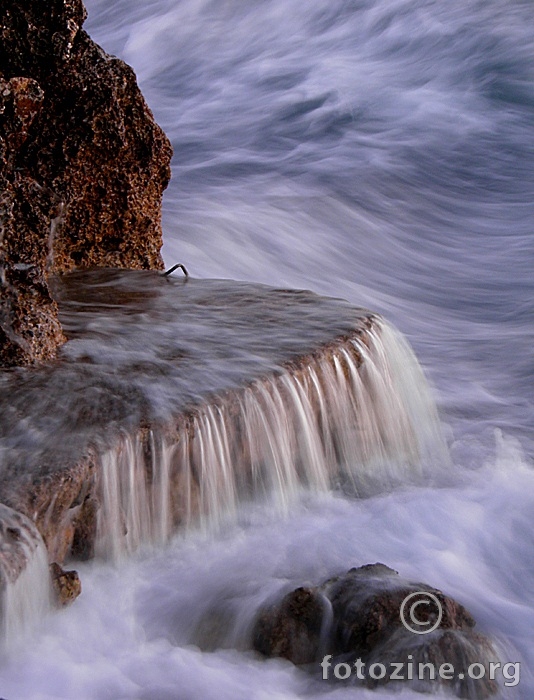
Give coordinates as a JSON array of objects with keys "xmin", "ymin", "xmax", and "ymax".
[
  {"xmin": 253, "ymin": 564, "xmax": 499, "ymax": 698},
  {"xmin": 0, "ymin": 0, "xmax": 172, "ymax": 367}
]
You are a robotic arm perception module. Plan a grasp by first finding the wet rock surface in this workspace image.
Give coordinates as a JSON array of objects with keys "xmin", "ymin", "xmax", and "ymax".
[
  {"xmin": 0, "ymin": 0, "xmax": 172, "ymax": 366},
  {"xmin": 253, "ymin": 563, "xmax": 499, "ymax": 698}
]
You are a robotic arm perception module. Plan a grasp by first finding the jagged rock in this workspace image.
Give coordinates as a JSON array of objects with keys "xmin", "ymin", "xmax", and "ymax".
[
  {"xmin": 0, "ymin": 0, "xmax": 172, "ymax": 367},
  {"xmin": 49, "ymin": 562, "xmax": 81, "ymax": 607},
  {"xmin": 253, "ymin": 564, "xmax": 499, "ymax": 698}
]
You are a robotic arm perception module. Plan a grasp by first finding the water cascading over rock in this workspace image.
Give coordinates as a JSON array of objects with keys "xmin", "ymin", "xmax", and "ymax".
[
  {"xmin": 95, "ymin": 316, "xmax": 446, "ymax": 559},
  {"xmin": 0, "ymin": 0, "xmax": 451, "ymax": 657},
  {"xmin": 1, "ymin": 271, "xmax": 448, "ymax": 569},
  {"xmin": 0, "ymin": 0, "xmax": 465, "ymax": 686},
  {"xmin": 0, "ymin": 504, "xmax": 51, "ymax": 647},
  {"xmin": 252, "ymin": 564, "xmax": 500, "ymax": 699}
]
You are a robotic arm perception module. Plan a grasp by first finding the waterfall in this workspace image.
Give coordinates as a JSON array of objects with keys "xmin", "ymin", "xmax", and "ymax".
[
  {"xmin": 0, "ymin": 504, "xmax": 51, "ymax": 648},
  {"xmin": 95, "ymin": 431, "xmax": 174, "ymax": 560},
  {"xmin": 95, "ymin": 317, "xmax": 448, "ymax": 558}
]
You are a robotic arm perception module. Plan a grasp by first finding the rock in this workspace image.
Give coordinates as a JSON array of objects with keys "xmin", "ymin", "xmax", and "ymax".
[
  {"xmin": 1, "ymin": 272, "xmax": 381, "ymax": 566},
  {"xmin": 49, "ymin": 562, "xmax": 81, "ymax": 607},
  {"xmin": 2, "ymin": 456, "xmax": 97, "ymax": 564},
  {"xmin": 0, "ymin": 0, "xmax": 172, "ymax": 367},
  {"xmin": 253, "ymin": 586, "xmax": 326, "ymax": 665},
  {"xmin": 252, "ymin": 564, "xmax": 500, "ymax": 698}
]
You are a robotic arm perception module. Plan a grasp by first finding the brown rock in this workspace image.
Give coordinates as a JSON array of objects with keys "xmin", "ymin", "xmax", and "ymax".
[
  {"xmin": 323, "ymin": 563, "xmax": 475, "ymax": 655},
  {"xmin": 252, "ymin": 564, "xmax": 500, "ymax": 698},
  {"xmin": 0, "ymin": 277, "xmax": 378, "ymax": 570},
  {"xmin": 0, "ymin": 0, "xmax": 172, "ymax": 367},
  {"xmin": 49, "ymin": 561, "xmax": 81, "ymax": 606},
  {"xmin": 253, "ymin": 587, "xmax": 325, "ymax": 664},
  {"xmin": 1, "ymin": 455, "xmax": 96, "ymax": 564}
]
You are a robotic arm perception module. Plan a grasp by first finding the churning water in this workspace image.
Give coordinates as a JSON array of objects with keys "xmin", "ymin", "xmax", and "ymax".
[{"xmin": 1, "ymin": 0, "xmax": 533, "ymax": 697}]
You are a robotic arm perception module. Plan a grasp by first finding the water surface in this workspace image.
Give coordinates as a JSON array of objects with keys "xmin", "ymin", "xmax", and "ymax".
[{"xmin": 1, "ymin": 0, "xmax": 533, "ymax": 697}]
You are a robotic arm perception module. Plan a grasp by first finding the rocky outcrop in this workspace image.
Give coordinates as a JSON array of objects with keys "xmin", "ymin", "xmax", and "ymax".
[
  {"xmin": 0, "ymin": 75, "xmax": 66, "ymax": 365},
  {"xmin": 0, "ymin": 0, "xmax": 172, "ymax": 367},
  {"xmin": 253, "ymin": 564, "xmax": 499, "ymax": 698},
  {"xmin": 1, "ymin": 267, "xmax": 435, "ymax": 560},
  {"xmin": 0, "ymin": 272, "xmax": 385, "ymax": 566}
]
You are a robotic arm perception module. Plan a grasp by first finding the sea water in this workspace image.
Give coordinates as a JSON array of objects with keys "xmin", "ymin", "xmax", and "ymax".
[{"xmin": 0, "ymin": 0, "xmax": 533, "ymax": 697}]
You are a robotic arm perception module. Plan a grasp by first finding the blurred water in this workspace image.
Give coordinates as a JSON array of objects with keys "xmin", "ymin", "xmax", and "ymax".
[
  {"xmin": 1, "ymin": 0, "xmax": 533, "ymax": 697},
  {"xmin": 84, "ymin": 0, "xmax": 534, "ymax": 449}
]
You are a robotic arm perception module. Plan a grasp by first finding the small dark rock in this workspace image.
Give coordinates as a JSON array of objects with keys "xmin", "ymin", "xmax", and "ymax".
[{"xmin": 50, "ymin": 561, "xmax": 81, "ymax": 607}]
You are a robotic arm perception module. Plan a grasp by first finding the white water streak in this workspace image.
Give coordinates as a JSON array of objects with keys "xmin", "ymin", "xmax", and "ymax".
[
  {"xmin": 0, "ymin": 505, "xmax": 51, "ymax": 648},
  {"xmin": 96, "ymin": 432, "xmax": 173, "ymax": 559}
]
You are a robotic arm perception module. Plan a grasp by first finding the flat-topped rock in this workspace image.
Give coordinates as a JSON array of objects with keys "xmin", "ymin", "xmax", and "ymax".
[
  {"xmin": 0, "ymin": 272, "xmax": 446, "ymax": 640},
  {"xmin": 1, "ymin": 271, "xmax": 385, "ymax": 562},
  {"xmin": 0, "ymin": 270, "xmax": 371, "ymax": 480}
]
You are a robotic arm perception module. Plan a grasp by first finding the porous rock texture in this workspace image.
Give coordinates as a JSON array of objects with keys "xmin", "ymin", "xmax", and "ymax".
[
  {"xmin": 0, "ymin": 0, "xmax": 172, "ymax": 367},
  {"xmin": 253, "ymin": 564, "xmax": 500, "ymax": 698}
]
